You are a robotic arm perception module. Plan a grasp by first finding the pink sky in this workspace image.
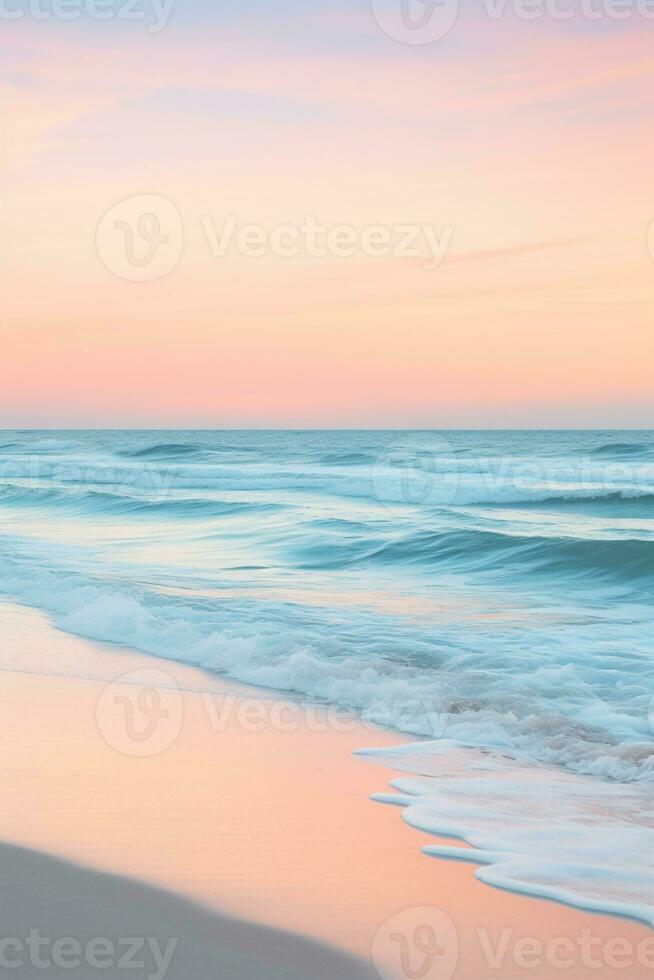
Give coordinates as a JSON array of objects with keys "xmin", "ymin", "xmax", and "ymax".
[{"xmin": 2, "ymin": 9, "xmax": 653, "ymax": 426}]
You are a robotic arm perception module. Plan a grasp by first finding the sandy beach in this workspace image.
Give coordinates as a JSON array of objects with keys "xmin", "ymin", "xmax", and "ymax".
[
  {"xmin": 0, "ymin": 840, "xmax": 373, "ymax": 980},
  {"xmin": 0, "ymin": 600, "xmax": 651, "ymax": 980}
]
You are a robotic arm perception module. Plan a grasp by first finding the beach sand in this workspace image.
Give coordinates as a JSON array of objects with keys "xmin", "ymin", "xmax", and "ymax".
[
  {"xmin": 0, "ymin": 601, "xmax": 651, "ymax": 979},
  {"xmin": 0, "ymin": 840, "xmax": 374, "ymax": 980}
]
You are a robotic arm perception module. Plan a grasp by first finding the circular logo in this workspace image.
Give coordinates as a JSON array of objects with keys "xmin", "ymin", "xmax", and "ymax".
[
  {"xmin": 371, "ymin": 0, "xmax": 459, "ymax": 44},
  {"xmin": 96, "ymin": 668, "xmax": 184, "ymax": 757},
  {"xmin": 96, "ymin": 194, "xmax": 183, "ymax": 282},
  {"xmin": 372, "ymin": 907, "xmax": 459, "ymax": 980},
  {"xmin": 371, "ymin": 433, "xmax": 459, "ymax": 518}
]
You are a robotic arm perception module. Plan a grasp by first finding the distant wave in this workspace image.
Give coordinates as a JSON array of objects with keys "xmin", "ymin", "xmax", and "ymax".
[
  {"xmin": 0, "ymin": 437, "xmax": 76, "ymax": 455},
  {"xmin": 118, "ymin": 442, "xmax": 212, "ymax": 460},
  {"xmin": 317, "ymin": 451, "xmax": 374, "ymax": 466},
  {"xmin": 494, "ymin": 489, "xmax": 654, "ymax": 518},
  {"xmin": 293, "ymin": 527, "xmax": 654, "ymax": 584},
  {"xmin": 500, "ymin": 489, "xmax": 654, "ymax": 506},
  {"xmin": 1, "ymin": 454, "xmax": 653, "ymax": 511},
  {"xmin": 116, "ymin": 440, "xmax": 261, "ymax": 461},
  {"xmin": 0, "ymin": 484, "xmax": 283, "ymax": 519},
  {"xmin": 587, "ymin": 441, "xmax": 653, "ymax": 459}
]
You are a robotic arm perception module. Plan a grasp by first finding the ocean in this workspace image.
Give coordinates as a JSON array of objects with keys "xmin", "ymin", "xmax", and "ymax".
[{"xmin": 0, "ymin": 430, "xmax": 652, "ymax": 923}]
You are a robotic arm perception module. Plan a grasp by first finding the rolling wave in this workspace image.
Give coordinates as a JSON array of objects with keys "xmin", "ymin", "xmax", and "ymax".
[
  {"xmin": 588, "ymin": 441, "xmax": 653, "ymax": 459},
  {"xmin": 498, "ymin": 490, "xmax": 654, "ymax": 518},
  {"xmin": 118, "ymin": 442, "xmax": 210, "ymax": 460},
  {"xmin": 0, "ymin": 483, "xmax": 282, "ymax": 519},
  {"xmin": 292, "ymin": 527, "xmax": 654, "ymax": 584}
]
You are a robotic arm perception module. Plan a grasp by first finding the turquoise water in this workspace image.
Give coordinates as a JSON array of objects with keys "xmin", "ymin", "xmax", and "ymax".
[{"xmin": 0, "ymin": 430, "xmax": 652, "ymax": 922}]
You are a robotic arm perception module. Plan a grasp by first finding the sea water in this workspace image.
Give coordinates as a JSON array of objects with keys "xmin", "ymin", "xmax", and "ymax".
[{"xmin": 0, "ymin": 430, "xmax": 652, "ymax": 922}]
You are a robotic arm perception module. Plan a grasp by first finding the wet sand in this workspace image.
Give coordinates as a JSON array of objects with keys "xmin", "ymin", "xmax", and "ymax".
[{"xmin": 0, "ymin": 601, "xmax": 651, "ymax": 979}]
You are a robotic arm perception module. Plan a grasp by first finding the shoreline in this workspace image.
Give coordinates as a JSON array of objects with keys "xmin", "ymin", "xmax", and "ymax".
[{"xmin": 0, "ymin": 600, "xmax": 652, "ymax": 979}]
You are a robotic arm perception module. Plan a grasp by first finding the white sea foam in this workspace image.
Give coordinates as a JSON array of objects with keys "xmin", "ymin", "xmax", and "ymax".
[
  {"xmin": 0, "ymin": 542, "xmax": 651, "ymax": 785},
  {"xmin": 359, "ymin": 740, "xmax": 654, "ymax": 927}
]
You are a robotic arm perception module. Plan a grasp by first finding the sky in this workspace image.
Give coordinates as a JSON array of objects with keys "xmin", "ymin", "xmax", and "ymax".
[{"xmin": 1, "ymin": 0, "xmax": 653, "ymax": 427}]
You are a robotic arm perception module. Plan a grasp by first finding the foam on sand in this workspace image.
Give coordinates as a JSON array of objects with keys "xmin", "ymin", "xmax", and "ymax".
[{"xmin": 359, "ymin": 740, "xmax": 654, "ymax": 928}]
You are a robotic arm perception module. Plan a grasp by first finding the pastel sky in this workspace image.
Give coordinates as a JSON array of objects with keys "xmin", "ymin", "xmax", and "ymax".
[{"xmin": 2, "ymin": 0, "xmax": 653, "ymax": 427}]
